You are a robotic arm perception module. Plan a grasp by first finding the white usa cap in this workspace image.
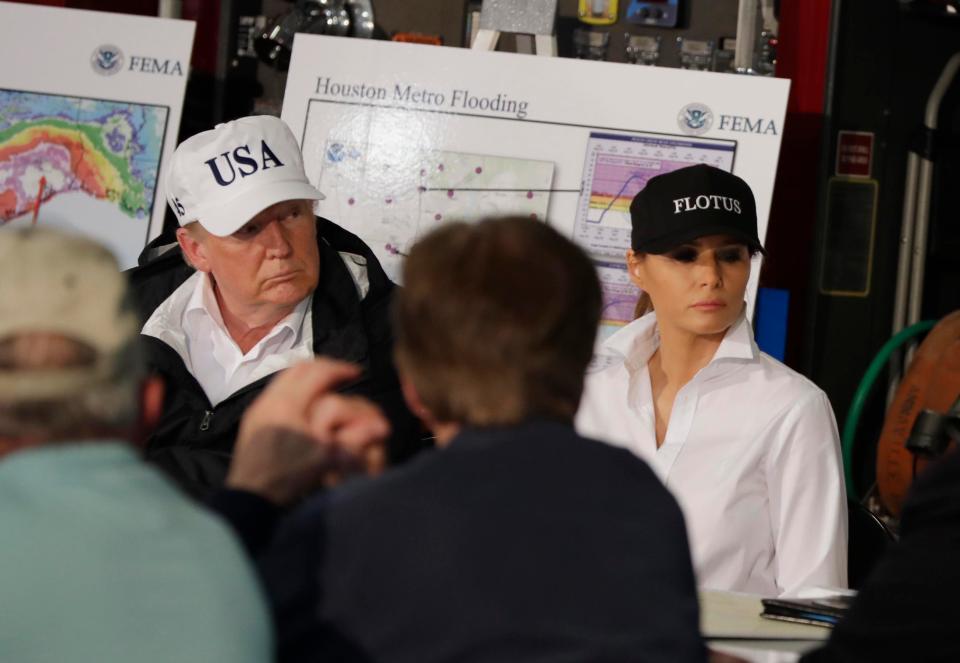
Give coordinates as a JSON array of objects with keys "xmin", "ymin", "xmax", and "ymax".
[{"xmin": 164, "ymin": 115, "xmax": 324, "ymax": 237}]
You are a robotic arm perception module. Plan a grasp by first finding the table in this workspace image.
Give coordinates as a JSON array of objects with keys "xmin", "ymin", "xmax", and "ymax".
[{"xmin": 700, "ymin": 590, "xmax": 831, "ymax": 663}]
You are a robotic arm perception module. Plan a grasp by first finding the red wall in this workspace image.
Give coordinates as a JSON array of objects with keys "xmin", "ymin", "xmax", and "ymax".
[{"xmin": 761, "ymin": 0, "xmax": 833, "ymax": 368}]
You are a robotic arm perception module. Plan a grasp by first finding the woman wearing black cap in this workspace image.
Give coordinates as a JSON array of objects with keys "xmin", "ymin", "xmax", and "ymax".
[{"xmin": 577, "ymin": 164, "xmax": 847, "ymax": 597}]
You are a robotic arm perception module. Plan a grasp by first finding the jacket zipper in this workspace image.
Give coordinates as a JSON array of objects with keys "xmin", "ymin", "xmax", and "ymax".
[{"xmin": 199, "ymin": 410, "xmax": 213, "ymax": 431}]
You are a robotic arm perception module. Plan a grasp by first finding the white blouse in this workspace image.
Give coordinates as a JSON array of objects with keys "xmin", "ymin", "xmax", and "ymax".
[{"xmin": 576, "ymin": 312, "xmax": 847, "ymax": 597}]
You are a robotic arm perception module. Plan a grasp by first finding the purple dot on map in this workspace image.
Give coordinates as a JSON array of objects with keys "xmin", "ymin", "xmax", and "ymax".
[
  {"xmin": 348, "ymin": 197, "xmax": 355, "ymax": 206},
  {"xmin": 447, "ymin": 190, "xmax": 454, "ymax": 198},
  {"xmin": 418, "ymin": 186, "xmax": 426, "ymax": 193},
  {"xmin": 434, "ymin": 213, "xmax": 442, "ymax": 221},
  {"xmin": 526, "ymin": 191, "xmax": 534, "ymax": 199},
  {"xmin": 420, "ymin": 169, "xmax": 426, "ymax": 176},
  {"xmin": 438, "ymin": 164, "xmax": 445, "ymax": 171},
  {"xmin": 386, "ymin": 198, "xmax": 393, "ymax": 204},
  {"xmin": 475, "ymin": 166, "xmax": 482, "ymax": 174}
]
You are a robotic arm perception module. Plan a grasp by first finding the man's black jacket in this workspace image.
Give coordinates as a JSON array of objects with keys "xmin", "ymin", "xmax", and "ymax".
[
  {"xmin": 801, "ymin": 448, "xmax": 960, "ymax": 663},
  {"xmin": 128, "ymin": 217, "xmax": 424, "ymax": 499},
  {"xmin": 215, "ymin": 420, "xmax": 707, "ymax": 663}
]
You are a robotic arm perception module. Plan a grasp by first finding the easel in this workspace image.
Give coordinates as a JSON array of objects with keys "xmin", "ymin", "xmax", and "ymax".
[{"xmin": 470, "ymin": 0, "xmax": 558, "ymax": 57}]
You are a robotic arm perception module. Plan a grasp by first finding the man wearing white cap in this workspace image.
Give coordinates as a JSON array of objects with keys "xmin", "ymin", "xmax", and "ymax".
[
  {"xmin": 0, "ymin": 228, "xmax": 272, "ymax": 663},
  {"xmin": 129, "ymin": 115, "xmax": 421, "ymax": 498}
]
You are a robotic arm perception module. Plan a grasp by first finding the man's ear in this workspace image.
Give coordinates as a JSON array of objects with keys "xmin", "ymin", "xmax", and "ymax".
[
  {"xmin": 399, "ymin": 375, "xmax": 435, "ymax": 429},
  {"xmin": 176, "ymin": 226, "xmax": 212, "ymax": 272},
  {"xmin": 132, "ymin": 375, "xmax": 165, "ymax": 448}
]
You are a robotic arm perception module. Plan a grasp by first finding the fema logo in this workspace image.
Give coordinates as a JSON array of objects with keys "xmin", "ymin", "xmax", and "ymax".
[
  {"xmin": 326, "ymin": 143, "xmax": 346, "ymax": 163},
  {"xmin": 91, "ymin": 45, "xmax": 124, "ymax": 76},
  {"xmin": 677, "ymin": 103, "xmax": 713, "ymax": 136}
]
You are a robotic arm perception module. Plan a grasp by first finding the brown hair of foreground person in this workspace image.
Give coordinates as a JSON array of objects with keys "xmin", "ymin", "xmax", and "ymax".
[{"xmin": 394, "ymin": 216, "xmax": 602, "ymax": 427}]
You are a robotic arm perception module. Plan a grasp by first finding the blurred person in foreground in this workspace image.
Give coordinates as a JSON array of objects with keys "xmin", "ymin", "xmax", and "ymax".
[
  {"xmin": 0, "ymin": 228, "xmax": 272, "ymax": 663},
  {"xmin": 129, "ymin": 115, "xmax": 421, "ymax": 499},
  {"xmin": 801, "ymin": 445, "xmax": 960, "ymax": 663},
  {"xmin": 215, "ymin": 217, "xmax": 708, "ymax": 663}
]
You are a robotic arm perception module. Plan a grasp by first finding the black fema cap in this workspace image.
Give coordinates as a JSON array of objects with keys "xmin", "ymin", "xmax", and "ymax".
[{"xmin": 629, "ymin": 164, "xmax": 763, "ymax": 254}]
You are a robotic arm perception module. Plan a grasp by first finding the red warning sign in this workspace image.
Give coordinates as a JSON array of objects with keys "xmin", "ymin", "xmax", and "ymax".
[{"xmin": 835, "ymin": 131, "xmax": 874, "ymax": 178}]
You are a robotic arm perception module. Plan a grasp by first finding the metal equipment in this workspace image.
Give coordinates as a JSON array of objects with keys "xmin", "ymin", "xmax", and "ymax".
[
  {"xmin": 677, "ymin": 37, "xmax": 714, "ymax": 71},
  {"xmin": 573, "ymin": 28, "xmax": 611, "ymax": 60},
  {"xmin": 625, "ymin": 34, "xmax": 661, "ymax": 65},
  {"xmin": 255, "ymin": 0, "xmax": 374, "ymax": 69},
  {"xmin": 578, "ymin": 0, "xmax": 619, "ymax": 26},
  {"xmin": 625, "ymin": 0, "xmax": 679, "ymax": 28}
]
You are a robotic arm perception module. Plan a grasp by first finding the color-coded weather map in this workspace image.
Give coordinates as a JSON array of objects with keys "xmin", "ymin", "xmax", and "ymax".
[
  {"xmin": 317, "ymin": 140, "xmax": 554, "ymax": 283},
  {"xmin": 0, "ymin": 89, "xmax": 167, "ymax": 264},
  {"xmin": 573, "ymin": 131, "xmax": 737, "ymax": 263}
]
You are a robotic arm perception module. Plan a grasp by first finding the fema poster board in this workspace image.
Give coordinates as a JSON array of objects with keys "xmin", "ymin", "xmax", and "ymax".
[
  {"xmin": 281, "ymin": 36, "xmax": 789, "ymax": 364},
  {"xmin": 0, "ymin": 2, "xmax": 195, "ymax": 268}
]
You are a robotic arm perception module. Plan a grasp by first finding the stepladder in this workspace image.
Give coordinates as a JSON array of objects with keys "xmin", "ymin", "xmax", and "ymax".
[{"xmin": 470, "ymin": 0, "xmax": 558, "ymax": 57}]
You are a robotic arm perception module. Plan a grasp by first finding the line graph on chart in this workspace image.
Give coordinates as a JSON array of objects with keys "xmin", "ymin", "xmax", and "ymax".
[{"xmin": 573, "ymin": 131, "xmax": 737, "ymax": 261}]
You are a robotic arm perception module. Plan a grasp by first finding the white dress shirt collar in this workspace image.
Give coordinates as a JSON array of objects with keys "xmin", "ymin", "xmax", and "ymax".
[
  {"xmin": 182, "ymin": 272, "xmax": 311, "ymax": 361},
  {"xmin": 603, "ymin": 306, "xmax": 758, "ymax": 375},
  {"xmin": 143, "ymin": 271, "xmax": 314, "ymax": 406}
]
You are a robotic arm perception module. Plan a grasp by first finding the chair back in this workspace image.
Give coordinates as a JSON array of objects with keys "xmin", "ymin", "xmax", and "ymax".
[{"xmin": 847, "ymin": 499, "xmax": 895, "ymax": 590}]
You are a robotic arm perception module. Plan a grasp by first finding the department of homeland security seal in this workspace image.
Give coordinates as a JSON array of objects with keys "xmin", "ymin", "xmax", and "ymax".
[
  {"xmin": 91, "ymin": 45, "xmax": 124, "ymax": 76},
  {"xmin": 677, "ymin": 103, "xmax": 713, "ymax": 136}
]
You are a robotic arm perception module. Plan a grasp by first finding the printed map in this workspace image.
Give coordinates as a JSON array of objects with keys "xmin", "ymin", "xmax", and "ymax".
[
  {"xmin": 0, "ymin": 89, "xmax": 167, "ymax": 263},
  {"xmin": 318, "ymin": 140, "xmax": 554, "ymax": 282}
]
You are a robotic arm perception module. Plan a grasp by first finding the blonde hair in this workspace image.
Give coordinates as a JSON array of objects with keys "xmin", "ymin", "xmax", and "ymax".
[{"xmin": 633, "ymin": 292, "xmax": 653, "ymax": 320}]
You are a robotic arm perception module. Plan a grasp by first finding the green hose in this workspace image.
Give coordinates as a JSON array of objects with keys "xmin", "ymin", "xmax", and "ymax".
[{"xmin": 842, "ymin": 319, "xmax": 937, "ymax": 500}]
